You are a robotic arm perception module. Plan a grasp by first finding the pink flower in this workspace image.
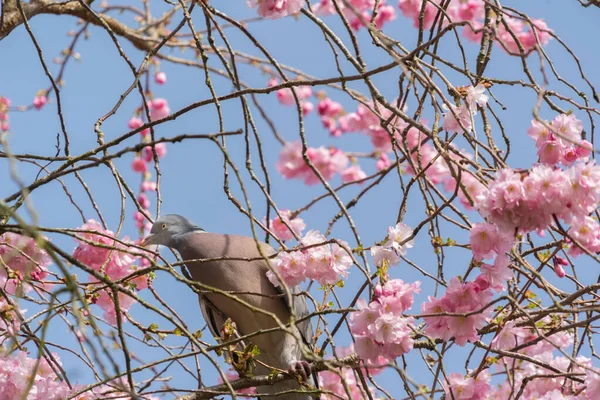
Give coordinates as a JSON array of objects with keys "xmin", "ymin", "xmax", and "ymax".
[
  {"xmin": 267, "ymin": 230, "xmax": 351, "ymax": 287},
  {"xmin": 387, "ymin": 222, "xmax": 414, "ymax": 256},
  {"xmin": 142, "ymin": 143, "xmax": 167, "ymax": 162},
  {"xmin": 442, "ymin": 103, "xmax": 473, "ymax": 133},
  {"xmin": 340, "ymin": 165, "xmax": 367, "ymax": 184},
  {"xmin": 443, "ymin": 371, "xmax": 490, "ymax": 400},
  {"xmin": 141, "ymin": 181, "xmax": 157, "ymax": 192},
  {"xmin": 302, "ymin": 101, "xmax": 314, "ymax": 116},
  {"xmin": 131, "ymin": 157, "xmax": 147, "ymax": 173},
  {"xmin": 586, "ymin": 369, "xmax": 600, "ymax": 400},
  {"xmin": 469, "ymin": 222, "xmax": 513, "ymax": 261},
  {"xmin": 247, "ymin": 0, "xmax": 303, "ymax": 19},
  {"xmin": 317, "ymin": 98, "xmax": 343, "ymax": 117},
  {"xmin": 137, "ymin": 193, "xmax": 150, "ymax": 209},
  {"xmin": 491, "ymin": 320, "xmax": 528, "ymax": 351},
  {"xmin": 265, "ymin": 209, "xmax": 306, "ymax": 241},
  {"xmin": 276, "ymin": 140, "xmax": 308, "ymax": 180},
  {"xmin": 375, "ymin": 279, "xmax": 421, "ymax": 314},
  {"xmin": 128, "ymin": 117, "xmax": 150, "ymax": 136},
  {"xmin": 154, "ymin": 71, "xmax": 167, "ymax": 85},
  {"xmin": 375, "ymin": 4, "xmax": 396, "ymax": 29},
  {"xmin": 0, "ymin": 232, "xmax": 51, "ymax": 294},
  {"xmin": 33, "ymin": 95, "xmax": 47, "ymax": 110},
  {"xmin": 422, "ymin": 277, "xmax": 493, "ymax": 346},
  {"xmin": 275, "ymin": 83, "xmax": 312, "ymax": 105},
  {"xmin": 350, "ymin": 282, "xmax": 418, "ymax": 364},
  {"xmin": 148, "ymin": 98, "xmax": 170, "ymax": 120},
  {"xmin": 465, "ymin": 84, "xmax": 488, "ymax": 111},
  {"xmin": 376, "ymin": 153, "xmax": 391, "ymax": 171},
  {"xmin": 478, "ymin": 255, "xmax": 513, "ymax": 292}
]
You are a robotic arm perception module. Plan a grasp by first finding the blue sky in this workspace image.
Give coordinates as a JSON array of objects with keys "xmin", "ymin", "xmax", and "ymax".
[{"xmin": 1, "ymin": 1, "xmax": 599, "ymax": 398}]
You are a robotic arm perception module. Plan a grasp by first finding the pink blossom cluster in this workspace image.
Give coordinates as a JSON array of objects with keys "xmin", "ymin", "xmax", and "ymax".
[
  {"xmin": 154, "ymin": 71, "xmax": 167, "ymax": 85},
  {"xmin": 495, "ymin": 15, "xmax": 552, "ymax": 55},
  {"xmin": 350, "ymin": 279, "xmax": 419, "ymax": 364},
  {"xmin": 313, "ymin": 0, "xmax": 396, "ymax": 31},
  {"xmin": 400, "ymin": 124, "xmax": 487, "ymax": 209},
  {"xmin": 216, "ymin": 370, "xmax": 258, "ymax": 395},
  {"xmin": 317, "ymin": 97, "xmax": 344, "ymax": 137},
  {"xmin": 488, "ymin": 318, "xmax": 600, "ymax": 399},
  {"xmin": 339, "ymin": 101, "xmax": 408, "ymax": 152},
  {"xmin": 476, "ymin": 161, "xmax": 600, "ymax": 246},
  {"xmin": 147, "ymin": 97, "xmax": 170, "ymax": 121},
  {"xmin": 276, "ymin": 140, "xmax": 349, "ymax": 185},
  {"xmin": 442, "ymin": 84, "xmax": 488, "ymax": 133},
  {"xmin": 0, "ymin": 232, "xmax": 51, "ymax": 295},
  {"xmin": 319, "ymin": 368, "xmax": 374, "ymax": 399},
  {"xmin": 131, "ymin": 143, "xmax": 167, "ymax": 174},
  {"xmin": 268, "ymin": 78, "xmax": 313, "ymax": 113},
  {"xmin": 128, "ymin": 116, "xmax": 150, "ymax": 137},
  {"xmin": 317, "ymin": 94, "xmax": 484, "ymax": 205},
  {"xmin": 0, "ymin": 96, "xmax": 10, "ymax": 131},
  {"xmin": 528, "ymin": 114, "xmax": 592, "ymax": 166},
  {"xmin": 264, "ymin": 209, "xmax": 306, "ymax": 241},
  {"xmin": 76, "ymin": 378, "xmax": 160, "ymax": 400},
  {"xmin": 72, "ymin": 219, "xmax": 149, "ymax": 323},
  {"xmin": 469, "ymin": 222, "xmax": 513, "ymax": 262},
  {"xmin": 247, "ymin": 0, "xmax": 303, "ymax": 19},
  {"xmin": 397, "ymin": 1, "xmax": 551, "ymax": 54},
  {"xmin": 421, "ymin": 277, "xmax": 493, "ymax": 346},
  {"xmin": 0, "ymin": 351, "xmax": 74, "ymax": 400},
  {"xmin": 318, "ymin": 345, "xmax": 380, "ymax": 399},
  {"xmin": 33, "ymin": 94, "xmax": 47, "ymax": 110},
  {"xmin": 443, "ymin": 370, "xmax": 490, "ymax": 400},
  {"xmin": 369, "ymin": 222, "xmax": 414, "ymax": 267},
  {"xmin": 469, "ymin": 222, "xmax": 515, "ymax": 293},
  {"xmin": 340, "ymin": 164, "xmax": 367, "ymax": 184},
  {"xmin": 133, "ymin": 181, "xmax": 157, "ymax": 234},
  {"xmin": 267, "ymin": 230, "xmax": 352, "ymax": 287}
]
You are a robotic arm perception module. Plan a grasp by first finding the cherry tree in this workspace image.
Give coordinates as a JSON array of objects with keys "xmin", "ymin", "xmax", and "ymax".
[{"xmin": 1, "ymin": 0, "xmax": 600, "ymax": 399}]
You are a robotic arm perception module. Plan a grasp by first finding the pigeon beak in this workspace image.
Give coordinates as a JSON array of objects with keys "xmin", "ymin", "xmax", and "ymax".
[{"xmin": 140, "ymin": 234, "xmax": 156, "ymax": 247}]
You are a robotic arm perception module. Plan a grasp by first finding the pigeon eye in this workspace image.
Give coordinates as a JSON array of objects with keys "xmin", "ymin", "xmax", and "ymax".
[{"xmin": 161, "ymin": 223, "xmax": 167, "ymax": 230}]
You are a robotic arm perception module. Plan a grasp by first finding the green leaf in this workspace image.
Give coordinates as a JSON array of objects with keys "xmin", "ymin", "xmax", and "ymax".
[
  {"xmin": 174, "ymin": 327, "xmax": 183, "ymax": 336},
  {"xmin": 148, "ymin": 323, "xmax": 158, "ymax": 332}
]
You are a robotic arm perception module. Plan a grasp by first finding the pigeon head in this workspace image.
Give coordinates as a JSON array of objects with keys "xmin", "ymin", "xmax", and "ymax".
[{"xmin": 141, "ymin": 214, "xmax": 203, "ymax": 248}]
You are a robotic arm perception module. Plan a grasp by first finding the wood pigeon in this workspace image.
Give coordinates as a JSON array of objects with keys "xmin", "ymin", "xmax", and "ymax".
[{"xmin": 142, "ymin": 214, "xmax": 317, "ymax": 399}]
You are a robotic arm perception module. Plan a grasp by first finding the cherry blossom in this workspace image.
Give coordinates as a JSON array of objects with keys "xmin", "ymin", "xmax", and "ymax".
[
  {"xmin": 154, "ymin": 71, "xmax": 167, "ymax": 85},
  {"xmin": 128, "ymin": 117, "xmax": 150, "ymax": 136},
  {"xmin": 443, "ymin": 371, "xmax": 490, "ymax": 400},
  {"xmin": 33, "ymin": 95, "xmax": 47, "ymax": 110},
  {"xmin": 142, "ymin": 143, "xmax": 167, "ymax": 162},
  {"xmin": 0, "ymin": 232, "xmax": 51, "ymax": 294},
  {"xmin": 422, "ymin": 277, "xmax": 493, "ymax": 346},
  {"xmin": 469, "ymin": 222, "xmax": 513, "ymax": 261},
  {"xmin": 147, "ymin": 98, "xmax": 170, "ymax": 120},
  {"xmin": 350, "ymin": 279, "xmax": 419, "ymax": 364},
  {"xmin": 264, "ymin": 209, "xmax": 306, "ymax": 241},
  {"xmin": 340, "ymin": 165, "xmax": 367, "ymax": 184},
  {"xmin": 247, "ymin": 0, "xmax": 303, "ymax": 19},
  {"xmin": 276, "ymin": 141, "xmax": 349, "ymax": 185},
  {"xmin": 72, "ymin": 220, "xmax": 149, "ymax": 323},
  {"xmin": 267, "ymin": 230, "xmax": 352, "ymax": 287},
  {"xmin": 370, "ymin": 222, "xmax": 414, "ymax": 267},
  {"xmin": 0, "ymin": 351, "xmax": 75, "ymax": 400}
]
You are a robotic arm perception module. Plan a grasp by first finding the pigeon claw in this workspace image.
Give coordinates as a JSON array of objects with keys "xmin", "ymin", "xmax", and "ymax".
[{"xmin": 289, "ymin": 360, "xmax": 311, "ymax": 382}]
